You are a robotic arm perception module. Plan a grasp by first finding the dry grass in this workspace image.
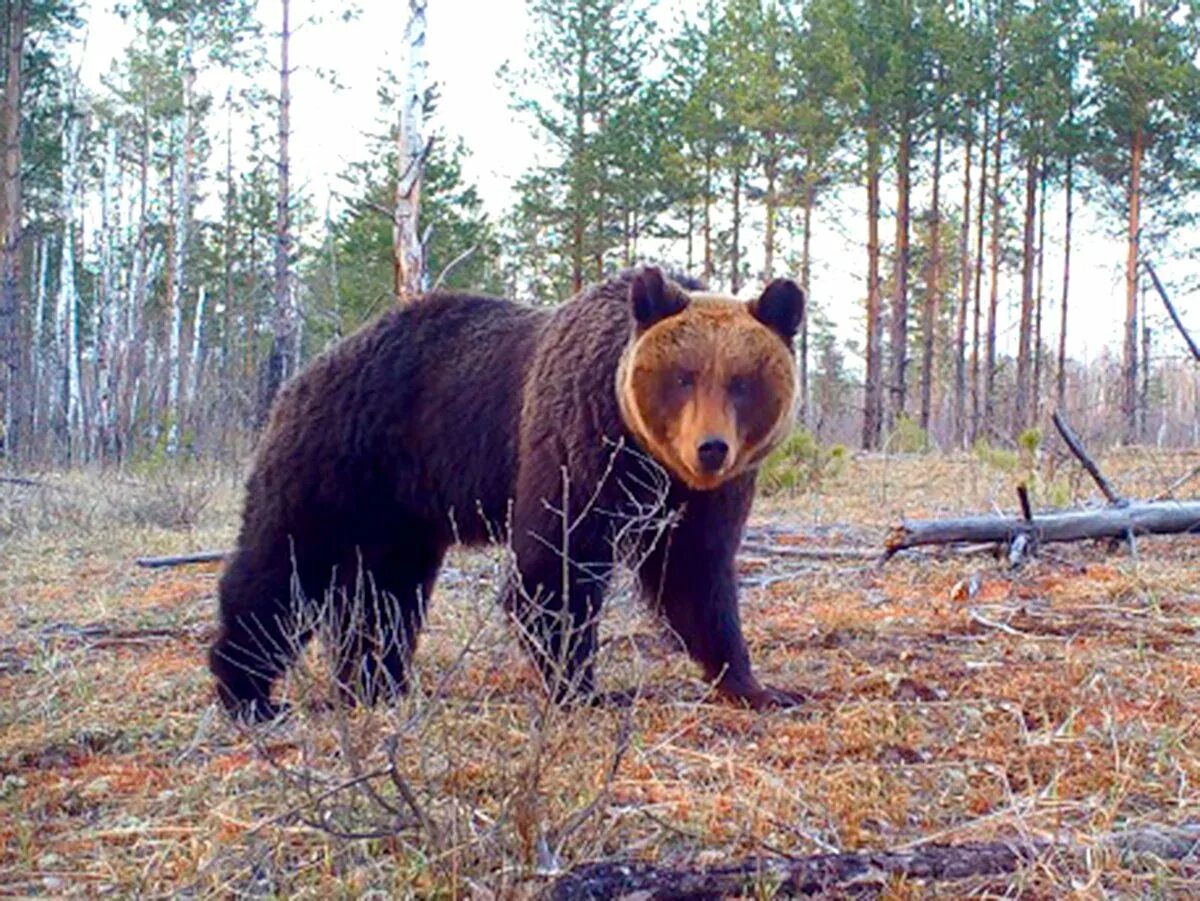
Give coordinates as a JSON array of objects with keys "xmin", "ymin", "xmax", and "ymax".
[{"xmin": 0, "ymin": 449, "xmax": 1197, "ymax": 897}]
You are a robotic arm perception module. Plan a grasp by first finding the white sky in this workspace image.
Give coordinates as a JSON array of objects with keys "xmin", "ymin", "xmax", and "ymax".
[{"xmin": 77, "ymin": 0, "xmax": 1200, "ymax": 368}]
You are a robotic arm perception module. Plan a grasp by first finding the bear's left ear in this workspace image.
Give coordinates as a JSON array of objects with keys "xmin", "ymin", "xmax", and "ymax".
[
  {"xmin": 750, "ymin": 279, "xmax": 805, "ymax": 345},
  {"xmin": 631, "ymin": 266, "xmax": 689, "ymax": 330}
]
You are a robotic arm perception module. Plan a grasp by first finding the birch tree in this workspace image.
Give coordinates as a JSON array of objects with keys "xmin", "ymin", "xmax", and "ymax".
[
  {"xmin": 393, "ymin": 0, "xmax": 427, "ymax": 299},
  {"xmin": 54, "ymin": 101, "xmax": 82, "ymax": 460}
]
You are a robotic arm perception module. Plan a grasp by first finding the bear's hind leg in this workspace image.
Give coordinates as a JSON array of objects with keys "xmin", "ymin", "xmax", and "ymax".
[{"xmin": 330, "ymin": 539, "xmax": 444, "ymax": 709}]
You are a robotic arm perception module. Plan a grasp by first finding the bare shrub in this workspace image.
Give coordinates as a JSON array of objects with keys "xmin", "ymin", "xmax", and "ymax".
[{"xmin": 204, "ymin": 444, "xmax": 679, "ymax": 892}]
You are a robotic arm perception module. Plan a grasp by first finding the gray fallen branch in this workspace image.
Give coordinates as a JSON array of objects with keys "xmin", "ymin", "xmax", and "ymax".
[
  {"xmin": 739, "ymin": 541, "xmax": 880, "ymax": 561},
  {"xmin": 886, "ymin": 501, "xmax": 1200, "ymax": 557},
  {"xmin": 1145, "ymin": 260, "xmax": 1200, "ymax": 361},
  {"xmin": 1051, "ymin": 410, "xmax": 1124, "ymax": 505},
  {"xmin": 545, "ymin": 824, "xmax": 1200, "ymax": 899},
  {"xmin": 135, "ymin": 550, "xmax": 228, "ymax": 568},
  {"xmin": 0, "ymin": 475, "xmax": 53, "ymax": 488}
]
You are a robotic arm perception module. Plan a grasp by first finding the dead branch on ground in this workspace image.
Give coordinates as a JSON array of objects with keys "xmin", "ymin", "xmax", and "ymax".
[
  {"xmin": 135, "ymin": 550, "xmax": 228, "ymax": 568},
  {"xmin": 545, "ymin": 823, "xmax": 1200, "ymax": 899},
  {"xmin": 1145, "ymin": 260, "xmax": 1200, "ymax": 361},
  {"xmin": 886, "ymin": 412, "xmax": 1200, "ymax": 562}
]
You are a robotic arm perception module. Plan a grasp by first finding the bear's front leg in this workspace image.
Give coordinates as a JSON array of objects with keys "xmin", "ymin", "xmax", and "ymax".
[
  {"xmin": 638, "ymin": 486, "xmax": 804, "ymax": 709},
  {"xmin": 502, "ymin": 531, "xmax": 611, "ymax": 705}
]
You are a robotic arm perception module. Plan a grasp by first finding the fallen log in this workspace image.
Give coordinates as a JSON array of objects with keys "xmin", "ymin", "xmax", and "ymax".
[
  {"xmin": 0, "ymin": 475, "xmax": 52, "ymax": 488},
  {"xmin": 886, "ymin": 500, "xmax": 1200, "ymax": 557},
  {"xmin": 545, "ymin": 824, "xmax": 1200, "ymax": 899},
  {"xmin": 135, "ymin": 550, "xmax": 227, "ymax": 568}
]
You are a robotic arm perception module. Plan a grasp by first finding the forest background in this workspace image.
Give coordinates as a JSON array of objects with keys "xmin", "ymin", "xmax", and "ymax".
[{"xmin": 2, "ymin": 0, "xmax": 1200, "ymax": 469}]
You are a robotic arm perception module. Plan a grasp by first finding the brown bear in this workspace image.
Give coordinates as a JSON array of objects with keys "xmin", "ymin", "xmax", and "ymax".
[{"xmin": 210, "ymin": 266, "xmax": 805, "ymax": 721}]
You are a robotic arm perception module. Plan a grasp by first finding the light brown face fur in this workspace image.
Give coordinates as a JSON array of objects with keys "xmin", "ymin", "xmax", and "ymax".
[{"xmin": 617, "ymin": 289, "xmax": 799, "ymax": 492}]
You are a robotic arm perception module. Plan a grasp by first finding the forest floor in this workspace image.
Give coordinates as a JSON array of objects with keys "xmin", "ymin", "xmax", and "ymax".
[{"xmin": 0, "ymin": 447, "xmax": 1198, "ymax": 897}]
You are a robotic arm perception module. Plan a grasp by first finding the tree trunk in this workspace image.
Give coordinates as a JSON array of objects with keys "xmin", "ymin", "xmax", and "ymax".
[
  {"xmin": 56, "ymin": 105, "xmax": 82, "ymax": 462},
  {"xmin": 919, "ymin": 124, "xmax": 942, "ymax": 435},
  {"xmin": 971, "ymin": 104, "xmax": 990, "ymax": 446},
  {"xmin": 164, "ymin": 124, "xmax": 181, "ymax": 454},
  {"xmin": 685, "ymin": 199, "xmax": 694, "ymax": 273},
  {"xmin": 1015, "ymin": 153, "xmax": 1037, "ymax": 435},
  {"xmin": 763, "ymin": 140, "xmax": 777, "ymax": 280},
  {"xmin": 863, "ymin": 116, "xmax": 884, "ymax": 451},
  {"xmin": 730, "ymin": 161, "xmax": 742, "ymax": 294},
  {"xmin": 1123, "ymin": 125, "xmax": 1142, "ymax": 443},
  {"xmin": 890, "ymin": 115, "xmax": 912, "ymax": 429},
  {"xmin": 569, "ymin": 34, "xmax": 588, "ymax": 294},
  {"xmin": 1057, "ymin": 152, "xmax": 1073, "ymax": 413},
  {"xmin": 261, "ymin": 0, "xmax": 294, "ymax": 425},
  {"xmin": 394, "ymin": 0, "xmax": 428, "ymax": 299},
  {"xmin": 1140, "ymin": 319, "xmax": 1150, "ymax": 441},
  {"xmin": 702, "ymin": 149, "xmax": 713, "ymax": 284},
  {"xmin": 800, "ymin": 172, "xmax": 814, "ymax": 428},
  {"xmin": 984, "ymin": 68, "xmax": 1004, "ymax": 440},
  {"xmin": 0, "ymin": 0, "xmax": 26, "ymax": 459},
  {"xmin": 186, "ymin": 286, "xmax": 206, "ymax": 434},
  {"xmin": 222, "ymin": 89, "xmax": 236, "ymax": 383},
  {"xmin": 30, "ymin": 235, "xmax": 46, "ymax": 451},
  {"xmin": 954, "ymin": 117, "xmax": 973, "ymax": 448},
  {"xmin": 95, "ymin": 130, "xmax": 119, "ymax": 461},
  {"xmin": 167, "ymin": 29, "xmax": 195, "ymax": 455},
  {"xmin": 1033, "ymin": 161, "xmax": 1047, "ymax": 424}
]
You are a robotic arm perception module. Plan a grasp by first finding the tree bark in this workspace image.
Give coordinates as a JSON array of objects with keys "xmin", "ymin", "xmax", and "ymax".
[
  {"xmin": 763, "ymin": 137, "xmax": 777, "ymax": 279},
  {"xmin": 394, "ymin": 0, "xmax": 428, "ymax": 299},
  {"xmin": 1057, "ymin": 154, "xmax": 1073, "ymax": 411},
  {"xmin": 919, "ymin": 123, "xmax": 942, "ymax": 435},
  {"xmin": 971, "ymin": 104, "xmax": 990, "ymax": 446},
  {"xmin": 0, "ymin": 0, "xmax": 26, "ymax": 459},
  {"xmin": 984, "ymin": 63, "xmax": 1004, "ymax": 440},
  {"xmin": 800, "ymin": 171, "xmax": 814, "ymax": 428},
  {"xmin": 954, "ymin": 116, "xmax": 973, "ymax": 448},
  {"xmin": 569, "ymin": 26, "xmax": 588, "ymax": 294},
  {"xmin": 1123, "ymin": 125, "xmax": 1143, "ymax": 444},
  {"xmin": 56, "ymin": 105, "xmax": 82, "ymax": 462},
  {"xmin": 1015, "ymin": 153, "xmax": 1037, "ymax": 435},
  {"xmin": 1033, "ymin": 161, "xmax": 1047, "ymax": 424},
  {"xmin": 702, "ymin": 149, "xmax": 713, "ymax": 284},
  {"xmin": 863, "ymin": 115, "xmax": 884, "ymax": 451},
  {"xmin": 890, "ymin": 112, "xmax": 912, "ymax": 429},
  {"xmin": 166, "ymin": 28, "xmax": 195, "ymax": 455},
  {"xmin": 261, "ymin": 0, "xmax": 294, "ymax": 425},
  {"xmin": 730, "ymin": 161, "xmax": 742, "ymax": 294}
]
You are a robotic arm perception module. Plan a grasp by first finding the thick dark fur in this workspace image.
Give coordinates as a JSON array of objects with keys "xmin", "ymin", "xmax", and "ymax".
[{"xmin": 210, "ymin": 270, "xmax": 796, "ymax": 721}]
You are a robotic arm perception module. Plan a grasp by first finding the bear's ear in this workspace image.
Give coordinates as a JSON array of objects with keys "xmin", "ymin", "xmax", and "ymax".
[
  {"xmin": 750, "ymin": 278, "xmax": 805, "ymax": 345},
  {"xmin": 631, "ymin": 266, "xmax": 688, "ymax": 329}
]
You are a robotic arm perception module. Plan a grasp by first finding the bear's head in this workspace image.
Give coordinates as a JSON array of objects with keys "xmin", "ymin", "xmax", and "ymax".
[{"xmin": 616, "ymin": 266, "xmax": 804, "ymax": 491}]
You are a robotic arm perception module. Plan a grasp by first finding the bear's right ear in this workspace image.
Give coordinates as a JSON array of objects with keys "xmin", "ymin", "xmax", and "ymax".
[{"xmin": 631, "ymin": 266, "xmax": 688, "ymax": 329}]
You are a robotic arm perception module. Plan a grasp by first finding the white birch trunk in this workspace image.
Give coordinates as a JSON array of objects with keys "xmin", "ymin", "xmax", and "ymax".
[
  {"xmin": 393, "ymin": 0, "xmax": 428, "ymax": 299},
  {"xmin": 167, "ymin": 26, "xmax": 196, "ymax": 455},
  {"xmin": 95, "ymin": 129, "xmax": 120, "ymax": 458},
  {"xmin": 186, "ymin": 285, "xmax": 205, "ymax": 419},
  {"xmin": 54, "ymin": 105, "xmax": 83, "ymax": 460},
  {"xmin": 31, "ymin": 235, "xmax": 47, "ymax": 440}
]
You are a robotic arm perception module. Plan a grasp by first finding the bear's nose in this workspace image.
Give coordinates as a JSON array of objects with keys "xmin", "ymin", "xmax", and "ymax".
[{"xmin": 697, "ymin": 438, "xmax": 729, "ymax": 473}]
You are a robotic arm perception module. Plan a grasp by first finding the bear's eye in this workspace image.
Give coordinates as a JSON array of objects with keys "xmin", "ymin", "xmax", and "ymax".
[
  {"xmin": 728, "ymin": 375, "xmax": 752, "ymax": 399},
  {"xmin": 676, "ymin": 370, "xmax": 696, "ymax": 389}
]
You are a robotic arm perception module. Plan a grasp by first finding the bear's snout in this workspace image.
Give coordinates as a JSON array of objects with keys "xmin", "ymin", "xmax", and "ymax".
[{"xmin": 696, "ymin": 436, "xmax": 730, "ymax": 473}]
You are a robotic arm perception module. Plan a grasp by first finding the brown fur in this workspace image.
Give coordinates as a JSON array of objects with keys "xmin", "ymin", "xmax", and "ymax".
[{"xmin": 209, "ymin": 267, "xmax": 805, "ymax": 721}]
